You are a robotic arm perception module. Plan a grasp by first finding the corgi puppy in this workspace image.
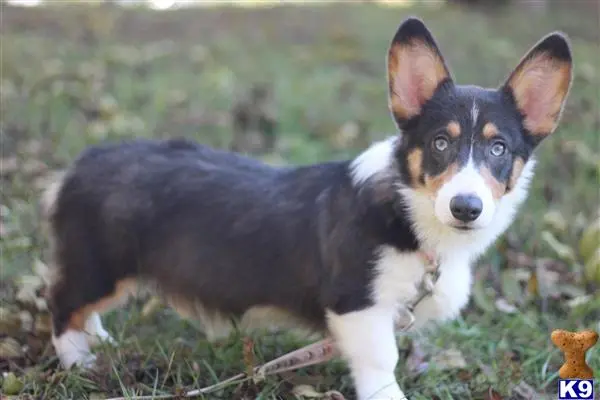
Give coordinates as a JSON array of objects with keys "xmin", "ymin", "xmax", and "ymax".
[{"xmin": 42, "ymin": 17, "xmax": 572, "ymax": 400}]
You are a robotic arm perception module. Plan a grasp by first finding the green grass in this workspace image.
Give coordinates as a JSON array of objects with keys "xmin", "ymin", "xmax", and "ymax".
[{"xmin": 1, "ymin": 2, "xmax": 599, "ymax": 399}]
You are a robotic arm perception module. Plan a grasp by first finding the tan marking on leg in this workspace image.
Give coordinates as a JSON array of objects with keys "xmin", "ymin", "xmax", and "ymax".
[
  {"xmin": 166, "ymin": 294, "xmax": 233, "ymax": 341},
  {"xmin": 482, "ymin": 122, "xmax": 499, "ymax": 140},
  {"xmin": 67, "ymin": 278, "xmax": 138, "ymax": 330},
  {"xmin": 507, "ymin": 157, "xmax": 525, "ymax": 191},
  {"xmin": 447, "ymin": 121, "xmax": 461, "ymax": 138},
  {"xmin": 240, "ymin": 305, "xmax": 313, "ymax": 334},
  {"xmin": 479, "ymin": 166, "xmax": 506, "ymax": 200}
]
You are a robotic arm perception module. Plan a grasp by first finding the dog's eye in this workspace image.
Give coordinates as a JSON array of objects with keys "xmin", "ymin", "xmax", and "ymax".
[
  {"xmin": 490, "ymin": 142, "xmax": 506, "ymax": 157},
  {"xmin": 433, "ymin": 137, "xmax": 449, "ymax": 152}
]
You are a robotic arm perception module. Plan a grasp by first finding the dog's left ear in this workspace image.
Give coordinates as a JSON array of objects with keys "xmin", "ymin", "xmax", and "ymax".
[
  {"xmin": 387, "ymin": 17, "xmax": 453, "ymax": 128},
  {"xmin": 502, "ymin": 32, "xmax": 573, "ymax": 140}
]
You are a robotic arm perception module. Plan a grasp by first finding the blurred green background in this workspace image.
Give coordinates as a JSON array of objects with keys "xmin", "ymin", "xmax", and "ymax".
[{"xmin": 0, "ymin": 1, "xmax": 599, "ymax": 399}]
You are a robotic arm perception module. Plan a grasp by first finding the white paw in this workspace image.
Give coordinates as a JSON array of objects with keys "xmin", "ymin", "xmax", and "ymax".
[
  {"xmin": 354, "ymin": 370, "xmax": 407, "ymax": 400},
  {"xmin": 53, "ymin": 330, "xmax": 96, "ymax": 370},
  {"xmin": 84, "ymin": 312, "xmax": 116, "ymax": 347},
  {"xmin": 85, "ymin": 324, "xmax": 116, "ymax": 347},
  {"xmin": 77, "ymin": 352, "xmax": 98, "ymax": 370},
  {"xmin": 365, "ymin": 388, "xmax": 409, "ymax": 400},
  {"xmin": 86, "ymin": 332, "xmax": 116, "ymax": 348}
]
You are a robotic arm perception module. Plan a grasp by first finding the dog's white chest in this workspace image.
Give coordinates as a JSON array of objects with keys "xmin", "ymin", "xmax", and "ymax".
[{"xmin": 371, "ymin": 245, "xmax": 473, "ymax": 329}]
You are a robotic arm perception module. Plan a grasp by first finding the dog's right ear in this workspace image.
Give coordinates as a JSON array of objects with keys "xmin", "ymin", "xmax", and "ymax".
[{"xmin": 387, "ymin": 17, "xmax": 453, "ymax": 129}]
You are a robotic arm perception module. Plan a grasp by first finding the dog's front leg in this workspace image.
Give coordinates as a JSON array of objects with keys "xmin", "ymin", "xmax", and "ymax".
[{"xmin": 326, "ymin": 307, "xmax": 406, "ymax": 400}]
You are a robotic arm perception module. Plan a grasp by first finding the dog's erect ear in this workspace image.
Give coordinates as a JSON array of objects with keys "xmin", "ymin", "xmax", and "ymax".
[
  {"xmin": 502, "ymin": 32, "xmax": 573, "ymax": 140},
  {"xmin": 387, "ymin": 17, "xmax": 452, "ymax": 127}
]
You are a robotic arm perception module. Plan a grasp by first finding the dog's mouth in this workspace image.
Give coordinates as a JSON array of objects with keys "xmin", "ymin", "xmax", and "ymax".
[{"xmin": 451, "ymin": 224, "xmax": 477, "ymax": 232}]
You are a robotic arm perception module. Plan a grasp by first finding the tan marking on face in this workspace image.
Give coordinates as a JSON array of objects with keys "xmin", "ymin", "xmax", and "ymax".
[
  {"xmin": 407, "ymin": 148, "xmax": 423, "ymax": 186},
  {"xmin": 479, "ymin": 166, "xmax": 506, "ymax": 200},
  {"xmin": 507, "ymin": 157, "xmax": 525, "ymax": 191},
  {"xmin": 67, "ymin": 279, "xmax": 138, "ymax": 330},
  {"xmin": 507, "ymin": 53, "xmax": 572, "ymax": 136},
  {"xmin": 482, "ymin": 122, "xmax": 499, "ymax": 139},
  {"xmin": 446, "ymin": 121, "xmax": 461, "ymax": 138},
  {"xmin": 388, "ymin": 40, "xmax": 449, "ymax": 120},
  {"xmin": 418, "ymin": 162, "xmax": 459, "ymax": 198}
]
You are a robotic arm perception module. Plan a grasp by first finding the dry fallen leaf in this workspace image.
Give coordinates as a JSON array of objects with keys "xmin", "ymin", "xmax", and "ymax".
[
  {"xmin": 559, "ymin": 284, "xmax": 587, "ymax": 299},
  {"xmin": 20, "ymin": 139, "xmax": 45, "ymax": 157},
  {"xmin": 579, "ymin": 218, "xmax": 600, "ymax": 262},
  {"xmin": 404, "ymin": 339, "xmax": 429, "ymax": 376},
  {"xmin": 542, "ymin": 210, "xmax": 567, "ymax": 235},
  {"xmin": 0, "ymin": 337, "xmax": 24, "ymax": 359},
  {"xmin": 98, "ymin": 95, "xmax": 119, "ymax": 120},
  {"xmin": 0, "ymin": 219, "xmax": 8, "ymax": 239},
  {"xmin": 35, "ymin": 297, "xmax": 49, "ymax": 312},
  {"xmin": 0, "ymin": 306, "xmax": 22, "ymax": 336},
  {"xmin": 526, "ymin": 271, "xmax": 538, "ymax": 297},
  {"xmin": 21, "ymin": 159, "xmax": 48, "ymax": 176},
  {"xmin": 0, "ymin": 156, "xmax": 19, "ymax": 177},
  {"xmin": 86, "ymin": 121, "xmax": 110, "ymax": 140},
  {"xmin": 472, "ymin": 270, "xmax": 497, "ymax": 313},
  {"xmin": 2, "ymin": 372, "xmax": 24, "ymax": 395},
  {"xmin": 495, "ymin": 298, "xmax": 518, "ymax": 314},
  {"xmin": 566, "ymin": 294, "xmax": 593, "ymax": 308},
  {"xmin": 293, "ymin": 385, "xmax": 345, "ymax": 399},
  {"xmin": 293, "ymin": 384, "xmax": 325, "ymax": 398},
  {"xmin": 541, "ymin": 231, "xmax": 576, "ymax": 263},
  {"xmin": 500, "ymin": 269, "xmax": 523, "ymax": 305},
  {"xmin": 534, "ymin": 262, "xmax": 560, "ymax": 299},
  {"xmin": 511, "ymin": 380, "xmax": 541, "ymax": 400},
  {"xmin": 34, "ymin": 313, "xmax": 53, "ymax": 337},
  {"xmin": 331, "ymin": 121, "xmax": 361, "ymax": 150},
  {"xmin": 430, "ymin": 348, "xmax": 467, "ymax": 371},
  {"xmin": 483, "ymin": 387, "xmax": 504, "ymax": 400},
  {"xmin": 584, "ymin": 248, "xmax": 600, "ymax": 284},
  {"xmin": 19, "ymin": 310, "xmax": 33, "ymax": 332},
  {"xmin": 513, "ymin": 268, "xmax": 531, "ymax": 283},
  {"xmin": 505, "ymin": 249, "xmax": 535, "ymax": 268},
  {"xmin": 15, "ymin": 275, "xmax": 44, "ymax": 310},
  {"xmin": 324, "ymin": 391, "xmax": 345, "ymax": 400}
]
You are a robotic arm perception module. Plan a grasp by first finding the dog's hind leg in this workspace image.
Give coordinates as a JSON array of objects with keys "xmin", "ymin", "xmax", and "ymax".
[
  {"xmin": 42, "ymin": 173, "xmax": 137, "ymax": 369},
  {"xmin": 47, "ymin": 270, "xmax": 136, "ymax": 369},
  {"xmin": 48, "ymin": 277, "xmax": 136, "ymax": 369}
]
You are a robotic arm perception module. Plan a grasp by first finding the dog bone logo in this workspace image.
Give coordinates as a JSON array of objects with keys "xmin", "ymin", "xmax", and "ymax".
[{"xmin": 551, "ymin": 329, "xmax": 598, "ymax": 379}]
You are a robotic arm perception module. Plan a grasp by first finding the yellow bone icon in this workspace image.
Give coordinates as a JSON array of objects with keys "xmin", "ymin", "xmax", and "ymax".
[{"xmin": 551, "ymin": 329, "xmax": 598, "ymax": 379}]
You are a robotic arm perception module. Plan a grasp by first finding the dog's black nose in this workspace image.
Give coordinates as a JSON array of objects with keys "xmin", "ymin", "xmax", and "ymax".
[{"xmin": 450, "ymin": 195, "xmax": 483, "ymax": 222}]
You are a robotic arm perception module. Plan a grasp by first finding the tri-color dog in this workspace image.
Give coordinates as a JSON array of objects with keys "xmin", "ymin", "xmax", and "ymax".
[{"xmin": 42, "ymin": 17, "xmax": 572, "ymax": 400}]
